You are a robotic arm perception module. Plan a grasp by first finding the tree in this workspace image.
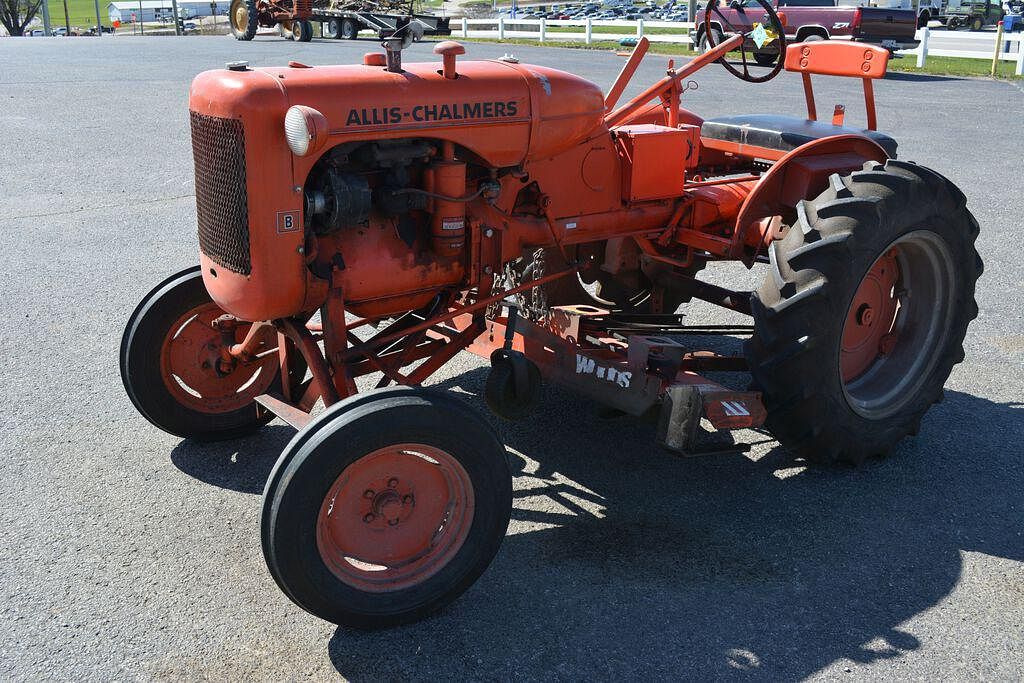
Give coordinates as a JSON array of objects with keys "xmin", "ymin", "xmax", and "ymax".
[{"xmin": 0, "ymin": 0, "xmax": 44, "ymax": 35}]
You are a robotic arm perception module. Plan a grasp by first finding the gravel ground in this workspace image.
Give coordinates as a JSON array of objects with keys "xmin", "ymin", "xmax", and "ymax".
[{"xmin": 0, "ymin": 35, "xmax": 1022, "ymax": 681}]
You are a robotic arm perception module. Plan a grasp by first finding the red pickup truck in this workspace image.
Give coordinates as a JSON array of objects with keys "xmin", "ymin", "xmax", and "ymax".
[{"xmin": 697, "ymin": 0, "xmax": 920, "ymax": 64}]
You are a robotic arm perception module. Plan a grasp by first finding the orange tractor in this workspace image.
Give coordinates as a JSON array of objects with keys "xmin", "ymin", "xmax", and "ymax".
[{"xmin": 121, "ymin": 1, "xmax": 981, "ymax": 628}]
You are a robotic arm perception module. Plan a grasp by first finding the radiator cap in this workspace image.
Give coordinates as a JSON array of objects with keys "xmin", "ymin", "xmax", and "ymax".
[{"xmin": 225, "ymin": 60, "xmax": 249, "ymax": 72}]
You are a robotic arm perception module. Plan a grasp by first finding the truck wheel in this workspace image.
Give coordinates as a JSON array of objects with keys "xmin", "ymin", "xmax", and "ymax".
[
  {"xmin": 753, "ymin": 51, "xmax": 776, "ymax": 66},
  {"xmin": 120, "ymin": 266, "xmax": 299, "ymax": 440},
  {"xmin": 261, "ymin": 387, "xmax": 512, "ymax": 628},
  {"xmin": 324, "ymin": 18, "xmax": 341, "ymax": 38},
  {"xmin": 341, "ymin": 18, "xmax": 358, "ymax": 39},
  {"xmin": 697, "ymin": 27, "xmax": 722, "ymax": 54},
  {"xmin": 228, "ymin": 0, "xmax": 257, "ymax": 40},
  {"xmin": 917, "ymin": 10, "xmax": 930, "ymax": 28},
  {"xmin": 970, "ymin": 16, "xmax": 984, "ymax": 30},
  {"xmin": 745, "ymin": 160, "xmax": 982, "ymax": 465}
]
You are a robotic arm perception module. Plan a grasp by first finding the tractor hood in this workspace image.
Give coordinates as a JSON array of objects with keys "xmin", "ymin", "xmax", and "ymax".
[{"xmin": 189, "ymin": 56, "xmax": 608, "ymax": 168}]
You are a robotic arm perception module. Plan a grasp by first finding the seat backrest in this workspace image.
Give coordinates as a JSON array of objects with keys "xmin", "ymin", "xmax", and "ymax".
[
  {"xmin": 784, "ymin": 41, "xmax": 890, "ymax": 79},
  {"xmin": 783, "ymin": 41, "xmax": 889, "ymax": 131}
]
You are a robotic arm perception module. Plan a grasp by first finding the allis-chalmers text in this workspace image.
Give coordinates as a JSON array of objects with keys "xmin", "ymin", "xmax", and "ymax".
[{"xmin": 345, "ymin": 100, "xmax": 520, "ymax": 126}]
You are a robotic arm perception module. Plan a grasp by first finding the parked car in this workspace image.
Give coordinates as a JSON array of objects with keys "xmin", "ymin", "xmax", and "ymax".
[
  {"xmin": 946, "ymin": 0, "xmax": 1004, "ymax": 29},
  {"xmin": 698, "ymin": 0, "xmax": 920, "ymax": 62}
]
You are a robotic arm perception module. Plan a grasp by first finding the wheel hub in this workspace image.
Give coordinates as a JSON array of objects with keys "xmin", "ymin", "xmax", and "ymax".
[
  {"xmin": 159, "ymin": 302, "xmax": 277, "ymax": 413},
  {"xmin": 841, "ymin": 249, "xmax": 900, "ymax": 382},
  {"xmin": 316, "ymin": 444, "xmax": 475, "ymax": 592}
]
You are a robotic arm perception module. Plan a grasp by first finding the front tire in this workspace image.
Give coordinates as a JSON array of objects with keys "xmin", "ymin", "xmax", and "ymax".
[
  {"xmin": 262, "ymin": 387, "xmax": 513, "ymax": 628},
  {"xmin": 745, "ymin": 160, "xmax": 982, "ymax": 465},
  {"xmin": 120, "ymin": 266, "xmax": 295, "ymax": 440}
]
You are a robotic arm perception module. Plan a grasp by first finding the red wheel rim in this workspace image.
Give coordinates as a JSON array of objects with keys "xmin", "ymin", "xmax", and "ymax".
[
  {"xmin": 159, "ymin": 303, "xmax": 278, "ymax": 414},
  {"xmin": 316, "ymin": 444, "xmax": 475, "ymax": 593},
  {"xmin": 840, "ymin": 248, "xmax": 901, "ymax": 384}
]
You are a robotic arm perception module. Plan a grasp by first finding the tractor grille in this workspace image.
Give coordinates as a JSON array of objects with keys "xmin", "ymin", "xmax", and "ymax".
[{"xmin": 190, "ymin": 112, "xmax": 251, "ymax": 275}]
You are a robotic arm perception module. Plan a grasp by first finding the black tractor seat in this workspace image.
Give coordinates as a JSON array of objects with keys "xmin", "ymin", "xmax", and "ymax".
[{"xmin": 700, "ymin": 114, "xmax": 898, "ymax": 158}]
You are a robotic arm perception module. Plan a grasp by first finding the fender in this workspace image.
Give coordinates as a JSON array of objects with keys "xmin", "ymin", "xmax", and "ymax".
[{"xmin": 734, "ymin": 133, "xmax": 889, "ymax": 264}]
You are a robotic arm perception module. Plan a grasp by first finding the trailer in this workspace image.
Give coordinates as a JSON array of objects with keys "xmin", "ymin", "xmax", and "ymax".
[
  {"xmin": 316, "ymin": 7, "xmax": 450, "ymax": 40},
  {"xmin": 228, "ymin": 0, "xmax": 449, "ymax": 42}
]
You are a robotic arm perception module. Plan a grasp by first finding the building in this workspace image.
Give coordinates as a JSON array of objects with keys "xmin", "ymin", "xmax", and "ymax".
[{"xmin": 107, "ymin": 0, "xmax": 226, "ymax": 22}]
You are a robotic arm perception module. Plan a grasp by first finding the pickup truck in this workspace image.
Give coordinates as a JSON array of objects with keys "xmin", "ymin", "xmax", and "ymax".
[{"xmin": 697, "ymin": 0, "xmax": 920, "ymax": 63}]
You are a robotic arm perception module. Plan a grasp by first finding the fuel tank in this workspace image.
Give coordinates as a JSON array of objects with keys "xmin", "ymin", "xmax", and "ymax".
[{"xmin": 188, "ymin": 53, "xmax": 607, "ymax": 322}]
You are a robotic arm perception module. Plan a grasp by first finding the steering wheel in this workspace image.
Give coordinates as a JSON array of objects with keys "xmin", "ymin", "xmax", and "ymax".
[{"xmin": 701, "ymin": 0, "xmax": 787, "ymax": 83}]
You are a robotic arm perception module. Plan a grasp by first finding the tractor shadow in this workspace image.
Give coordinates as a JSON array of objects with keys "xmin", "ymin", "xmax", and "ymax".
[
  {"xmin": 164, "ymin": 368, "xmax": 1024, "ymax": 679},
  {"xmin": 322, "ymin": 372, "xmax": 1024, "ymax": 680},
  {"xmin": 169, "ymin": 425, "xmax": 295, "ymax": 495}
]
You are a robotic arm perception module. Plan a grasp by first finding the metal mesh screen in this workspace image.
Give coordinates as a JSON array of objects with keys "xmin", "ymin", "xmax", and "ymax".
[{"xmin": 190, "ymin": 112, "xmax": 251, "ymax": 275}]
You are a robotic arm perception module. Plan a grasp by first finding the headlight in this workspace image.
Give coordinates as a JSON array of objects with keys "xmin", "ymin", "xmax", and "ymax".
[{"xmin": 284, "ymin": 105, "xmax": 329, "ymax": 157}]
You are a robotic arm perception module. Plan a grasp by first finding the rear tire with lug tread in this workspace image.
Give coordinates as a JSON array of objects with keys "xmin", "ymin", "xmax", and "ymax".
[
  {"xmin": 294, "ymin": 19, "xmax": 313, "ymax": 41},
  {"xmin": 261, "ymin": 387, "xmax": 512, "ymax": 628},
  {"xmin": 228, "ymin": 0, "xmax": 257, "ymax": 40},
  {"xmin": 745, "ymin": 160, "xmax": 982, "ymax": 465}
]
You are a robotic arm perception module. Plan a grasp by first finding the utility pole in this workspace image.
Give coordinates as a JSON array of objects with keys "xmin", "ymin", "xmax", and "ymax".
[
  {"xmin": 94, "ymin": 0, "xmax": 103, "ymax": 33},
  {"xmin": 139, "ymin": 0, "xmax": 144, "ymax": 33},
  {"xmin": 41, "ymin": 0, "xmax": 53, "ymax": 35},
  {"xmin": 171, "ymin": 0, "xmax": 181, "ymax": 33},
  {"xmin": 62, "ymin": 0, "xmax": 71, "ymax": 34}
]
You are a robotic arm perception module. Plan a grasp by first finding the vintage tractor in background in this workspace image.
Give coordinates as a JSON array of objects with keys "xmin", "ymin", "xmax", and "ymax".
[
  {"xmin": 229, "ymin": 0, "xmax": 315, "ymax": 41},
  {"xmin": 121, "ymin": 0, "xmax": 981, "ymax": 629}
]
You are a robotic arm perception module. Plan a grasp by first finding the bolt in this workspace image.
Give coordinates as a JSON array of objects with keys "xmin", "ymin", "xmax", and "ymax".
[
  {"xmin": 363, "ymin": 513, "xmax": 375, "ymax": 523},
  {"xmin": 387, "ymin": 478, "xmax": 399, "ymax": 488},
  {"xmin": 484, "ymin": 266, "xmax": 493, "ymax": 275},
  {"xmin": 293, "ymin": 185, "xmax": 302, "ymax": 192},
  {"xmin": 363, "ymin": 489, "xmax": 375, "ymax": 499},
  {"xmin": 297, "ymin": 246, "xmax": 304, "ymax": 255},
  {"xmin": 484, "ymin": 228, "xmax": 494, "ymax": 238}
]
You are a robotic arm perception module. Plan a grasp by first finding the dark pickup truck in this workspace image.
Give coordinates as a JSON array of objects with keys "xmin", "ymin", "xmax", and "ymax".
[{"xmin": 698, "ymin": 0, "xmax": 920, "ymax": 59}]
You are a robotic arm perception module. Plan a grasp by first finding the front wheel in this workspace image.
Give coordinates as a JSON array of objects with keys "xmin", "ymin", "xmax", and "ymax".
[
  {"xmin": 262, "ymin": 387, "xmax": 513, "ymax": 628},
  {"xmin": 745, "ymin": 160, "xmax": 982, "ymax": 465},
  {"xmin": 120, "ymin": 266, "xmax": 297, "ymax": 440}
]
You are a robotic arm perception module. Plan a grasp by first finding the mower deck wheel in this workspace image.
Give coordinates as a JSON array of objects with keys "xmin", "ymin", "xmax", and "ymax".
[
  {"xmin": 120, "ymin": 266, "xmax": 297, "ymax": 440},
  {"xmin": 261, "ymin": 387, "xmax": 512, "ymax": 628},
  {"xmin": 745, "ymin": 160, "xmax": 982, "ymax": 465},
  {"xmin": 485, "ymin": 351, "xmax": 542, "ymax": 420}
]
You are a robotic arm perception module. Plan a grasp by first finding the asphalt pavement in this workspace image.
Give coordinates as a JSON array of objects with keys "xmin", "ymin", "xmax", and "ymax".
[{"xmin": 1, "ymin": 35, "xmax": 1022, "ymax": 681}]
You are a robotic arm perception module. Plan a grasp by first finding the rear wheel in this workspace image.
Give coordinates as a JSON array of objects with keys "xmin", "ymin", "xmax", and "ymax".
[
  {"xmin": 294, "ymin": 19, "xmax": 312, "ymax": 41},
  {"xmin": 262, "ymin": 388, "xmax": 512, "ymax": 628},
  {"xmin": 745, "ymin": 160, "xmax": 982, "ymax": 465},
  {"xmin": 324, "ymin": 18, "xmax": 340, "ymax": 38},
  {"xmin": 340, "ymin": 17, "xmax": 358, "ymax": 39},
  {"xmin": 228, "ymin": 0, "xmax": 257, "ymax": 40},
  {"xmin": 120, "ymin": 266, "xmax": 300, "ymax": 440}
]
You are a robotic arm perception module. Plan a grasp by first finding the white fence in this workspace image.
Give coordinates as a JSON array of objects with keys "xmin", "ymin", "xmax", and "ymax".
[
  {"xmin": 908, "ymin": 26, "xmax": 1024, "ymax": 74},
  {"xmin": 455, "ymin": 17, "xmax": 1024, "ymax": 75}
]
